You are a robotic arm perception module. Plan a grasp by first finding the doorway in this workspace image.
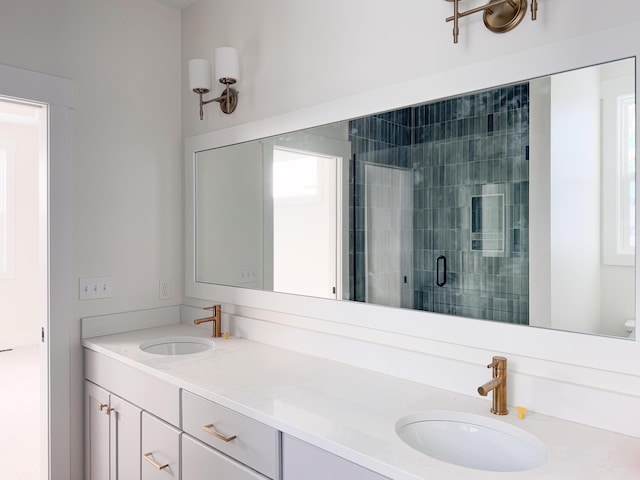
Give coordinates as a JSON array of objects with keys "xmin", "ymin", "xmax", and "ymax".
[
  {"xmin": 364, "ymin": 163, "xmax": 413, "ymax": 308},
  {"xmin": 0, "ymin": 97, "xmax": 48, "ymax": 479},
  {"xmin": 272, "ymin": 147, "xmax": 340, "ymax": 299}
]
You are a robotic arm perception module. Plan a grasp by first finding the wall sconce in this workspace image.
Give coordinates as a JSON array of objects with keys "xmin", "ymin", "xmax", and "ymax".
[
  {"xmin": 189, "ymin": 47, "xmax": 239, "ymax": 120},
  {"xmin": 445, "ymin": 0, "xmax": 538, "ymax": 44}
]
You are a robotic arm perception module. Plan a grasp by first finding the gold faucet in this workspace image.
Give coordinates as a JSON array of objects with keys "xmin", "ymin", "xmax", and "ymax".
[
  {"xmin": 194, "ymin": 305, "xmax": 222, "ymax": 338},
  {"xmin": 477, "ymin": 356, "xmax": 508, "ymax": 415}
]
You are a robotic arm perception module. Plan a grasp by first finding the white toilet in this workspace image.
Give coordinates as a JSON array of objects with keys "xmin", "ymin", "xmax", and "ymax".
[{"xmin": 624, "ymin": 319, "xmax": 636, "ymax": 338}]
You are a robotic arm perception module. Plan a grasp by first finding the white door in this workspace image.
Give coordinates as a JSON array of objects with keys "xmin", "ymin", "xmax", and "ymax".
[
  {"xmin": 110, "ymin": 394, "xmax": 142, "ymax": 480},
  {"xmin": 141, "ymin": 413, "xmax": 180, "ymax": 480},
  {"xmin": 364, "ymin": 164, "xmax": 413, "ymax": 308}
]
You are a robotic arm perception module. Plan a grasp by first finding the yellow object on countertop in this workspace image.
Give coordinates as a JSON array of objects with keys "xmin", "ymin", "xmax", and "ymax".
[
  {"xmin": 224, "ymin": 331, "xmax": 229, "ymax": 340},
  {"xmin": 515, "ymin": 406, "xmax": 528, "ymax": 420}
]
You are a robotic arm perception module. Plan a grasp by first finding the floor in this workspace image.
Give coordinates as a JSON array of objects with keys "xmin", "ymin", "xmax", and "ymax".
[{"xmin": 0, "ymin": 345, "xmax": 41, "ymax": 480}]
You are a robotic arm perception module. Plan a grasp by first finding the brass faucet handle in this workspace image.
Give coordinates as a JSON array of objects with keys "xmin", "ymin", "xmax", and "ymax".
[
  {"xmin": 487, "ymin": 356, "xmax": 507, "ymax": 369},
  {"xmin": 204, "ymin": 305, "xmax": 219, "ymax": 313}
]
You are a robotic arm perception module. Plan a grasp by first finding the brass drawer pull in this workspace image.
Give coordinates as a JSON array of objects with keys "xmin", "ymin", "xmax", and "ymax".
[
  {"xmin": 203, "ymin": 423, "xmax": 237, "ymax": 442},
  {"xmin": 98, "ymin": 403, "xmax": 114, "ymax": 415},
  {"xmin": 142, "ymin": 452, "xmax": 169, "ymax": 470}
]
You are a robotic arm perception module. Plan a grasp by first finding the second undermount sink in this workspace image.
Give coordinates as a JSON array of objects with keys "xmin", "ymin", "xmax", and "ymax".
[
  {"xmin": 395, "ymin": 411, "xmax": 548, "ymax": 472},
  {"xmin": 140, "ymin": 336, "xmax": 214, "ymax": 355}
]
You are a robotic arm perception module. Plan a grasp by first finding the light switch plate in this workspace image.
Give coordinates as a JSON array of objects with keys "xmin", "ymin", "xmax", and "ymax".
[{"xmin": 79, "ymin": 276, "xmax": 112, "ymax": 300}]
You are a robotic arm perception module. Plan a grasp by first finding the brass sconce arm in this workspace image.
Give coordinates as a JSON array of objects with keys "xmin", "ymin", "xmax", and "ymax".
[
  {"xmin": 447, "ymin": 0, "xmax": 515, "ymax": 22},
  {"xmin": 445, "ymin": 0, "xmax": 538, "ymax": 44},
  {"xmin": 194, "ymin": 79, "xmax": 239, "ymax": 121}
]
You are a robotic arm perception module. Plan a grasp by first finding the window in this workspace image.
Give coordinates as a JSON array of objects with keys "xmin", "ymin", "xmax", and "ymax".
[
  {"xmin": 0, "ymin": 147, "xmax": 14, "ymax": 277},
  {"xmin": 618, "ymin": 94, "xmax": 635, "ymax": 255},
  {"xmin": 602, "ymin": 77, "xmax": 636, "ymax": 266}
]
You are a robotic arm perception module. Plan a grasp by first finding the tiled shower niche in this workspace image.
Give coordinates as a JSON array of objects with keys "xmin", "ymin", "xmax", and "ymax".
[{"xmin": 349, "ymin": 84, "xmax": 529, "ymax": 325}]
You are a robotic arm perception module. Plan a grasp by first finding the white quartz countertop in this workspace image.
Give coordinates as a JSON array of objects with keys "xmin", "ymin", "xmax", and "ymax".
[{"xmin": 82, "ymin": 324, "xmax": 640, "ymax": 480}]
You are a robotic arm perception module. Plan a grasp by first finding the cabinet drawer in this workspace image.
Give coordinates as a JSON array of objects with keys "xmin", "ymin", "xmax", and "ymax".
[
  {"xmin": 141, "ymin": 413, "xmax": 180, "ymax": 480},
  {"xmin": 182, "ymin": 390, "xmax": 279, "ymax": 479},
  {"xmin": 182, "ymin": 434, "xmax": 269, "ymax": 480},
  {"xmin": 282, "ymin": 434, "xmax": 390, "ymax": 480},
  {"xmin": 85, "ymin": 349, "xmax": 180, "ymax": 426}
]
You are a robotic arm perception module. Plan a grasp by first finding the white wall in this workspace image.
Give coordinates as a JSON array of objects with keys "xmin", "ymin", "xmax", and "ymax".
[
  {"xmin": 529, "ymin": 76, "xmax": 552, "ymax": 328},
  {"xmin": 182, "ymin": 0, "xmax": 640, "ymax": 138},
  {"xmin": 0, "ymin": 1, "xmax": 182, "ymax": 478},
  {"xmin": 196, "ymin": 141, "xmax": 264, "ymax": 288},
  {"xmin": 182, "ymin": 0, "xmax": 640, "ymax": 437},
  {"xmin": 549, "ymin": 68, "xmax": 602, "ymax": 333}
]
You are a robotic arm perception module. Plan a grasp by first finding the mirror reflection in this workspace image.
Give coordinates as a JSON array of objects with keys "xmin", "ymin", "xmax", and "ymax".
[{"xmin": 194, "ymin": 58, "xmax": 636, "ymax": 339}]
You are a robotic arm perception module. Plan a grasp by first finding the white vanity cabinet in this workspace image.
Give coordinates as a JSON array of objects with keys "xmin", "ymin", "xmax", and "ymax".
[
  {"xmin": 182, "ymin": 434, "xmax": 268, "ymax": 480},
  {"xmin": 84, "ymin": 347, "xmax": 390, "ymax": 480},
  {"xmin": 282, "ymin": 435, "xmax": 391, "ymax": 480},
  {"xmin": 181, "ymin": 390, "xmax": 280, "ymax": 479},
  {"xmin": 141, "ymin": 412, "xmax": 180, "ymax": 479},
  {"xmin": 85, "ymin": 381, "xmax": 111, "ymax": 480},
  {"xmin": 85, "ymin": 381, "xmax": 142, "ymax": 480},
  {"xmin": 84, "ymin": 349, "xmax": 181, "ymax": 480}
]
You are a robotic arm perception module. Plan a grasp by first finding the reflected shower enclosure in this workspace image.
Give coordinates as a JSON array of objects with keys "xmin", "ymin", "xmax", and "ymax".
[{"xmin": 349, "ymin": 84, "xmax": 530, "ymax": 324}]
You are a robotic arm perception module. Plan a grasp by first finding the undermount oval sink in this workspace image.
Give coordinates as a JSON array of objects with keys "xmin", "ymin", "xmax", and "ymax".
[
  {"xmin": 140, "ymin": 336, "xmax": 214, "ymax": 355},
  {"xmin": 395, "ymin": 411, "xmax": 548, "ymax": 472}
]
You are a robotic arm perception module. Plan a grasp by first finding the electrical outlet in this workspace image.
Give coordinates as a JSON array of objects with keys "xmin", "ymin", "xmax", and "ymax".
[
  {"xmin": 159, "ymin": 279, "xmax": 171, "ymax": 300},
  {"xmin": 79, "ymin": 276, "xmax": 112, "ymax": 300}
]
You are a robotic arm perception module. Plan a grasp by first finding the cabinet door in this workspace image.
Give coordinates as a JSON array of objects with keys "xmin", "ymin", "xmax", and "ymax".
[
  {"xmin": 85, "ymin": 381, "xmax": 111, "ymax": 480},
  {"xmin": 282, "ymin": 434, "xmax": 390, "ymax": 480},
  {"xmin": 141, "ymin": 412, "xmax": 180, "ymax": 480},
  {"xmin": 109, "ymin": 394, "xmax": 141, "ymax": 480},
  {"xmin": 182, "ymin": 434, "xmax": 268, "ymax": 480}
]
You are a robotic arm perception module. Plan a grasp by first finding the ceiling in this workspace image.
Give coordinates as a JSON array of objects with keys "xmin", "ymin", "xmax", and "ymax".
[{"xmin": 156, "ymin": 0, "xmax": 199, "ymax": 9}]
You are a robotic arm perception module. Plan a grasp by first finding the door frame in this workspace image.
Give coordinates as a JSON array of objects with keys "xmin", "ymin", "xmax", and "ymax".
[
  {"xmin": 272, "ymin": 146, "xmax": 340, "ymax": 299},
  {"xmin": 0, "ymin": 62, "xmax": 74, "ymax": 479}
]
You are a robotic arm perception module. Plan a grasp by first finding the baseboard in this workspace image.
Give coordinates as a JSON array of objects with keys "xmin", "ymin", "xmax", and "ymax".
[{"xmin": 0, "ymin": 333, "xmax": 38, "ymax": 351}]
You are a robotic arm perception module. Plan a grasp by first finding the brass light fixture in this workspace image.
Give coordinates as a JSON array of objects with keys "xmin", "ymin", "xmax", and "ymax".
[
  {"xmin": 445, "ymin": 0, "xmax": 538, "ymax": 44},
  {"xmin": 189, "ymin": 47, "xmax": 239, "ymax": 120}
]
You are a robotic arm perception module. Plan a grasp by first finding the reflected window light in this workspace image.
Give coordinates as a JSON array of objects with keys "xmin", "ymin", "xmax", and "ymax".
[
  {"xmin": 619, "ymin": 95, "xmax": 635, "ymax": 253},
  {"xmin": 273, "ymin": 147, "xmax": 319, "ymax": 198}
]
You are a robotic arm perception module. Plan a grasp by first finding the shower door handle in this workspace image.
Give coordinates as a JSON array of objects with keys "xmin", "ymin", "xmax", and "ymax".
[{"xmin": 436, "ymin": 255, "xmax": 447, "ymax": 287}]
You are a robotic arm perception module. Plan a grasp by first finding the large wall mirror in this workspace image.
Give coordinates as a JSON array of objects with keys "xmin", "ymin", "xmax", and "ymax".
[{"xmin": 192, "ymin": 58, "xmax": 636, "ymax": 340}]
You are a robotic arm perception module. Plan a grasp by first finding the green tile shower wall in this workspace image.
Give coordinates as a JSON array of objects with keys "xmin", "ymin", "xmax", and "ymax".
[{"xmin": 349, "ymin": 84, "xmax": 530, "ymax": 324}]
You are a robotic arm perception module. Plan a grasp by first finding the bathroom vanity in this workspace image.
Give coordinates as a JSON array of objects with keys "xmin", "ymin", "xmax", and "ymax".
[{"xmin": 82, "ymin": 318, "xmax": 640, "ymax": 480}]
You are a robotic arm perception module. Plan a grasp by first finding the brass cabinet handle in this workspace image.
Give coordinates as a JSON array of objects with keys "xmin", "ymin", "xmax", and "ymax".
[
  {"xmin": 203, "ymin": 423, "xmax": 237, "ymax": 442},
  {"xmin": 142, "ymin": 452, "xmax": 169, "ymax": 470},
  {"xmin": 98, "ymin": 403, "xmax": 114, "ymax": 415}
]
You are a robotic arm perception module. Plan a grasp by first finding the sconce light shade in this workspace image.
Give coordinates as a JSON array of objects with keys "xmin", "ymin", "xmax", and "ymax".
[
  {"xmin": 189, "ymin": 59, "xmax": 211, "ymax": 92},
  {"xmin": 215, "ymin": 47, "xmax": 239, "ymax": 82},
  {"xmin": 189, "ymin": 47, "xmax": 240, "ymax": 120}
]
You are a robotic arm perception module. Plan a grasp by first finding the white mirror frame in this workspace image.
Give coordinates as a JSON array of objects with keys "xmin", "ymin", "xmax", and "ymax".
[{"xmin": 185, "ymin": 22, "xmax": 639, "ymax": 377}]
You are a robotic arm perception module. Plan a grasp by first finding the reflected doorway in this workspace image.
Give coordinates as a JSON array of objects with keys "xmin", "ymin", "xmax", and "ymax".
[
  {"xmin": 273, "ymin": 147, "xmax": 340, "ymax": 299},
  {"xmin": 364, "ymin": 164, "xmax": 413, "ymax": 308}
]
